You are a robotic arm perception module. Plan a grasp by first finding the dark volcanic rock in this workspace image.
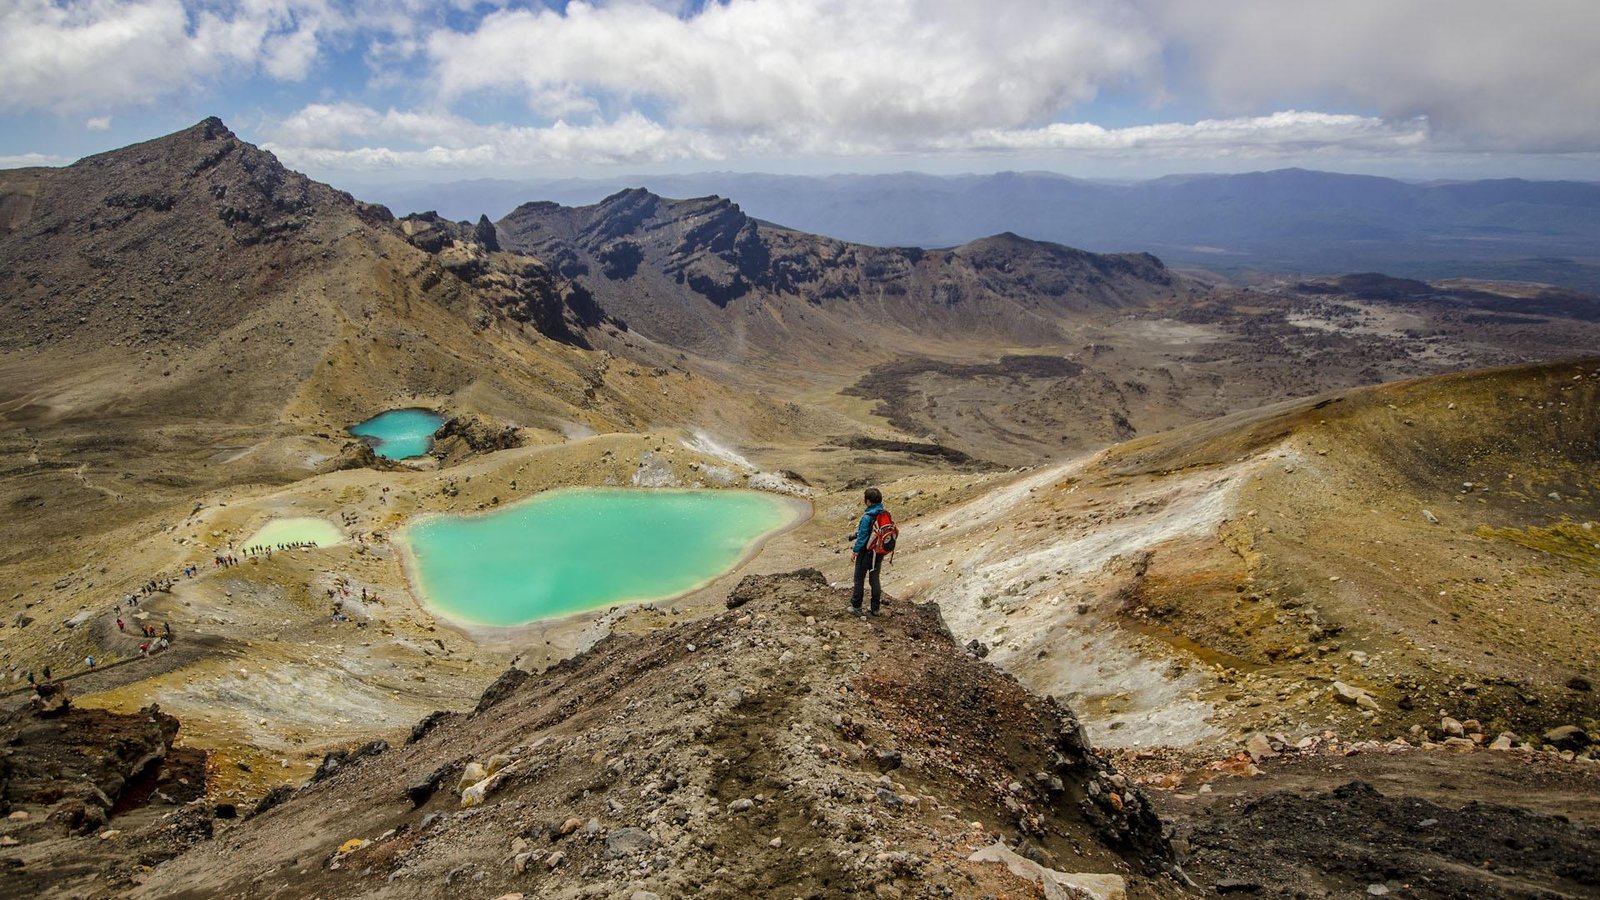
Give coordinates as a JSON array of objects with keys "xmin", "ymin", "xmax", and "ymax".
[
  {"xmin": 431, "ymin": 414, "xmax": 523, "ymax": 464},
  {"xmin": 0, "ymin": 703, "xmax": 184, "ymax": 819},
  {"xmin": 840, "ymin": 435, "xmax": 978, "ymax": 464},
  {"xmin": 251, "ymin": 784, "xmax": 295, "ymax": 817},
  {"xmin": 726, "ymin": 567, "xmax": 829, "ymax": 608},
  {"xmin": 474, "ymin": 666, "xmax": 531, "ymax": 713},
  {"xmin": 1182, "ymin": 780, "xmax": 1600, "ymax": 898},
  {"xmin": 309, "ymin": 739, "xmax": 390, "ymax": 784},
  {"xmin": 1300, "ymin": 272, "xmax": 1600, "ymax": 322},
  {"xmin": 473, "ymin": 214, "xmax": 500, "ymax": 252},
  {"xmin": 407, "ymin": 710, "xmax": 458, "ymax": 745}
]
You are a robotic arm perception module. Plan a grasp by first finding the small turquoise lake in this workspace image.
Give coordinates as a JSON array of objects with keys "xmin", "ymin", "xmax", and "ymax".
[
  {"xmin": 350, "ymin": 409, "xmax": 445, "ymax": 460},
  {"xmin": 401, "ymin": 488, "xmax": 807, "ymax": 626}
]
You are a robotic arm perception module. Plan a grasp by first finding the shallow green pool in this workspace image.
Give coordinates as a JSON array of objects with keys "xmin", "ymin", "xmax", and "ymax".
[
  {"xmin": 242, "ymin": 517, "xmax": 344, "ymax": 553},
  {"xmin": 402, "ymin": 488, "xmax": 806, "ymax": 626},
  {"xmin": 349, "ymin": 408, "xmax": 445, "ymax": 460}
]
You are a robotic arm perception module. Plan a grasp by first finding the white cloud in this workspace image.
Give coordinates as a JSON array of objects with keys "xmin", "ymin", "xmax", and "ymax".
[
  {"xmin": 85, "ymin": 115, "xmax": 113, "ymax": 130},
  {"xmin": 1150, "ymin": 0, "xmax": 1600, "ymax": 153},
  {"xmin": 6, "ymin": 0, "xmax": 1599, "ymax": 168},
  {"xmin": 414, "ymin": 0, "xmax": 1600, "ymax": 158},
  {"xmin": 425, "ymin": 0, "xmax": 1161, "ymax": 146},
  {"xmin": 0, "ymin": 0, "xmax": 365, "ymax": 112},
  {"xmin": 262, "ymin": 102, "xmax": 1435, "ymax": 171},
  {"xmin": 264, "ymin": 102, "xmax": 724, "ymax": 167},
  {"xmin": 0, "ymin": 151, "xmax": 70, "ymax": 168},
  {"xmin": 959, "ymin": 111, "xmax": 1429, "ymax": 157}
]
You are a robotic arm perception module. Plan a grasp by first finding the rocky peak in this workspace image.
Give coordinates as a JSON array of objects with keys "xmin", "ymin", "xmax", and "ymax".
[
  {"xmin": 0, "ymin": 117, "xmax": 396, "ymax": 349},
  {"xmin": 581, "ymin": 187, "xmax": 665, "ymax": 244}
]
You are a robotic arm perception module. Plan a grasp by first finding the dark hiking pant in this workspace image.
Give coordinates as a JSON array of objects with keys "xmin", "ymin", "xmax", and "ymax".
[{"xmin": 851, "ymin": 551, "xmax": 884, "ymax": 611}]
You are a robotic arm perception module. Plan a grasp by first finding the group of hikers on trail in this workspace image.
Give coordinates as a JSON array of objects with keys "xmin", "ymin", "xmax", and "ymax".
[
  {"xmin": 245, "ymin": 541, "xmax": 319, "ymax": 557},
  {"xmin": 847, "ymin": 487, "xmax": 899, "ymax": 616},
  {"xmin": 24, "ymin": 666, "xmax": 70, "ymax": 713},
  {"xmin": 18, "ymin": 569, "xmax": 188, "ymax": 698}
]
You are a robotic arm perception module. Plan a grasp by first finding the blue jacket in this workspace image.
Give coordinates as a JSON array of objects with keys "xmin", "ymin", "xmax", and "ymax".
[{"xmin": 853, "ymin": 503, "xmax": 885, "ymax": 553}]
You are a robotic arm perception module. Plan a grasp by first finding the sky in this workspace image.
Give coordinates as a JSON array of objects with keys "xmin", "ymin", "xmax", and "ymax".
[{"xmin": 3, "ymin": 0, "xmax": 1600, "ymax": 188}]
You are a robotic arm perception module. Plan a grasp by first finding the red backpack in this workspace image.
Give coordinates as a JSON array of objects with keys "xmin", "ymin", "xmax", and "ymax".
[{"xmin": 865, "ymin": 509, "xmax": 899, "ymax": 560}]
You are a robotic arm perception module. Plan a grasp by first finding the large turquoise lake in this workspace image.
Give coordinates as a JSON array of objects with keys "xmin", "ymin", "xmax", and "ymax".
[
  {"xmin": 350, "ymin": 409, "xmax": 445, "ymax": 460},
  {"xmin": 402, "ymin": 488, "xmax": 807, "ymax": 626}
]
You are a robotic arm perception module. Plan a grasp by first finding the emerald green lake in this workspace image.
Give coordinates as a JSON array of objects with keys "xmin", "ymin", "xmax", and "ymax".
[
  {"xmin": 349, "ymin": 408, "xmax": 445, "ymax": 460},
  {"xmin": 402, "ymin": 488, "xmax": 806, "ymax": 626}
]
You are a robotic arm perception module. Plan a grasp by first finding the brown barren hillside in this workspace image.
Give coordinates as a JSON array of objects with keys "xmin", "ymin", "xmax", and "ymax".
[{"xmin": 893, "ymin": 358, "xmax": 1600, "ymax": 750}]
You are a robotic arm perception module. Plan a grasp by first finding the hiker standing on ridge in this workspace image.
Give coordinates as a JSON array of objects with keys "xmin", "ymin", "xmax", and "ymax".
[{"xmin": 848, "ymin": 487, "xmax": 898, "ymax": 616}]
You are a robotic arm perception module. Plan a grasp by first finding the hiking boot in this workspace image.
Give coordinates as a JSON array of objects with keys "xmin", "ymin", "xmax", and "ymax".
[
  {"xmin": 868, "ymin": 608, "xmax": 881, "ymax": 616},
  {"xmin": 848, "ymin": 605, "xmax": 863, "ymax": 616}
]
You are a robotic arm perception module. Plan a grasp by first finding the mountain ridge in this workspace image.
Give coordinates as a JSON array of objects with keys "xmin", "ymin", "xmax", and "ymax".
[
  {"xmin": 352, "ymin": 168, "xmax": 1600, "ymax": 290},
  {"xmin": 496, "ymin": 186, "xmax": 1178, "ymax": 358}
]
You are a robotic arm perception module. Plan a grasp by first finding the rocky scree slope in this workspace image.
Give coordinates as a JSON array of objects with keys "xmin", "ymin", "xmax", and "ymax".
[
  {"xmin": 496, "ymin": 188, "xmax": 1182, "ymax": 358},
  {"xmin": 903, "ymin": 358, "xmax": 1600, "ymax": 750},
  {"xmin": 129, "ymin": 571, "xmax": 1177, "ymax": 899},
  {"xmin": 1094, "ymin": 356, "xmax": 1600, "ymax": 735}
]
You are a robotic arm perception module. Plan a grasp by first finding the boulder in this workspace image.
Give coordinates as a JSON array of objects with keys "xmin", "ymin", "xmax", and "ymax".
[
  {"xmin": 406, "ymin": 764, "xmax": 451, "ymax": 808},
  {"xmin": 406, "ymin": 710, "xmax": 454, "ymax": 745},
  {"xmin": 474, "ymin": 667, "xmax": 530, "ymax": 713},
  {"xmin": 1332, "ymin": 682, "xmax": 1380, "ymax": 711},
  {"xmin": 460, "ymin": 780, "xmax": 490, "ymax": 808},
  {"xmin": 252, "ymin": 784, "xmax": 295, "ymax": 817},
  {"xmin": 968, "ymin": 842, "xmax": 1127, "ymax": 900},
  {"xmin": 1543, "ymin": 725, "xmax": 1592, "ymax": 751},
  {"xmin": 604, "ymin": 827, "xmax": 658, "ymax": 858},
  {"xmin": 1243, "ymin": 733, "xmax": 1278, "ymax": 761},
  {"xmin": 457, "ymin": 763, "xmax": 488, "ymax": 793}
]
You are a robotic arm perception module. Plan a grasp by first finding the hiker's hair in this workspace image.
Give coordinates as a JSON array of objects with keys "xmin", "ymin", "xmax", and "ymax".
[{"xmin": 864, "ymin": 487, "xmax": 882, "ymax": 504}]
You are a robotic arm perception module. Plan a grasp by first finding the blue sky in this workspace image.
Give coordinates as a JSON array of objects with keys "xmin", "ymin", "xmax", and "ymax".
[{"xmin": 3, "ymin": 0, "xmax": 1599, "ymax": 187}]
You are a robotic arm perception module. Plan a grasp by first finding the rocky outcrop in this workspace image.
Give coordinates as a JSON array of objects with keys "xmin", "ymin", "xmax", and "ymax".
[
  {"xmin": 0, "ymin": 703, "xmax": 189, "ymax": 829},
  {"xmin": 309, "ymin": 740, "xmax": 390, "ymax": 785},
  {"xmin": 129, "ymin": 570, "xmax": 1178, "ymax": 898},
  {"xmin": 325, "ymin": 439, "xmax": 385, "ymax": 473},
  {"xmin": 430, "ymin": 414, "xmax": 524, "ymax": 464},
  {"xmin": 399, "ymin": 211, "xmax": 612, "ymax": 348}
]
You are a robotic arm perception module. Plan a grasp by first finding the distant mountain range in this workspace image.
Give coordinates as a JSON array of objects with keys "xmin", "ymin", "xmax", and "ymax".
[{"xmin": 354, "ymin": 169, "xmax": 1600, "ymax": 291}]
